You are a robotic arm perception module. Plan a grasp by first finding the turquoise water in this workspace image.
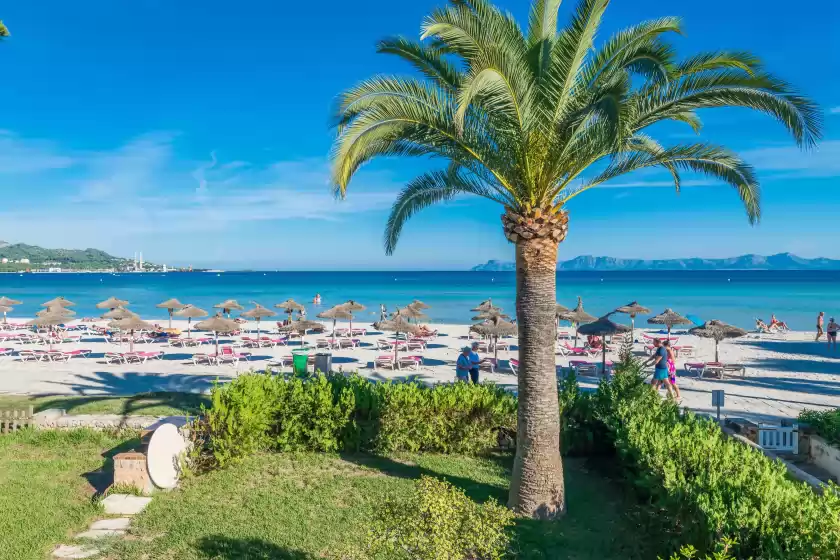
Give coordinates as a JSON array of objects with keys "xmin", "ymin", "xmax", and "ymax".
[{"xmin": 0, "ymin": 270, "xmax": 837, "ymax": 331}]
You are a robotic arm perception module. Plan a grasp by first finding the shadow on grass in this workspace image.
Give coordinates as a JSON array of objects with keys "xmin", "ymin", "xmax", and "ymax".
[
  {"xmin": 26, "ymin": 390, "xmax": 210, "ymax": 419},
  {"xmin": 197, "ymin": 536, "xmax": 315, "ymax": 559}
]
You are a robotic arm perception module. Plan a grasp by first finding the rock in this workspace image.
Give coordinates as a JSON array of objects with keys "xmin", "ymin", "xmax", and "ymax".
[
  {"xmin": 75, "ymin": 529, "xmax": 125, "ymax": 539},
  {"xmin": 52, "ymin": 545, "xmax": 100, "ymax": 558},
  {"xmin": 89, "ymin": 518, "xmax": 131, "ymax": 531},
  {"xmin": 101, "ymin": 494, "xmax": 152, "ymax": 515}
]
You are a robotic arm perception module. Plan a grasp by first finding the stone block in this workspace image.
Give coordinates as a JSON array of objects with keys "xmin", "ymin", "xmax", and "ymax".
[
  {"xmin": 101, "ymin": 494, "xmax": 152, "ymax": 515},
  {"xmin": 75, "ymin": 529, "xmax": 125, "ymax": 539},
  {"xmin": 113, "ymin": 452, "xmax": 154, "ymax": 495},
  {"xmin": 52, "ymin": 545, "xmax": 100, "ymax": 558},
  {"xmin": 89, "ymin": 518, "xmax": 131, "ymax": 531}
]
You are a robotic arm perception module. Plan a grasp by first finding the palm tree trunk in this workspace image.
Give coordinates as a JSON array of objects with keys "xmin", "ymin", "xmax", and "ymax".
[{"xmin": 508, "ymin": 233, "xmax": 565, "ymax": 519}]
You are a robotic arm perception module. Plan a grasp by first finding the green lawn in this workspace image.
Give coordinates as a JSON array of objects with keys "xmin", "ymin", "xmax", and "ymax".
[
  {"xmin": 0, "ymin": 391, "xmax": 210, "ymax": 418},
  {"xmin": 0, "ymin": 429, "xmax": 137, "ymax": 560},
  {"xmin": 106, "ymin": 452, "xmax": 662, "ymax": 560}
]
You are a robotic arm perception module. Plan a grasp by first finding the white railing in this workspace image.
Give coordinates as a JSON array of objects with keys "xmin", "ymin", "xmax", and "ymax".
[{"xmin": 759, "ymin": 424, "xmax": 799, "ymax": 453}]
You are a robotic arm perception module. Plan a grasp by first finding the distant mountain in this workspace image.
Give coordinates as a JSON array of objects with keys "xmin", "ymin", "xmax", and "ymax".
[
  {"xmin": 0, "ymin": 243, "xmax": 152, "ymax": 271},
  {"xmin": 472, "ymin": 253, "xmax": 840, "ymax": 272}
]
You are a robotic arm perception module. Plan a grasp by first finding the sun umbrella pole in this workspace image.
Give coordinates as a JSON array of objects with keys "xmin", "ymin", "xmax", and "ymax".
[
  {"xmin": 630, "ymin": 315, "xmax": 635, "ymax": 340},
  {"xmin": 715, "ymin": 338, "xmax": 720, "ymax": 362},
  {"xmin": 168, "ymin": 309, "xmax": 173, "ymax": 330},
  {"xmin": 188, "ymin": 318, "xmax": 192, "ymax": 339},
  {"xmin": 215, "ymin": 332, "xmax": 220, "ymax": 356},
  {"xmin": 602, "ymin": 344, "xmax": 607, "ymax": 377}
]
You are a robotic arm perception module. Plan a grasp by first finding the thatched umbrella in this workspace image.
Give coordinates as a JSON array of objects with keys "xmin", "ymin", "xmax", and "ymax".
[
  {"xmin": 275, "ymin": 299, "xmax": 306, "ymax": 323},
  {"xmin": 278, "ymin": 319, "xmax": 324, "ymax": 347},
  {"xmin": 647, "ymin": 308, "xmax": 693, "ymax": 337},
  {"xmin": 374, "ymin": 310, "xmax": 421, "ymax": 361},
  {"xmin": 392, "ymin": 305, "xmax": 428, "ymax": 323},
  {"xmin": 470, "ymin": 315, "xmax": 517, "ymax": 362},
  {"xmin": 472, "ymin": 307, "xmax": 511, "ymax": 321},
  {"xmin": 240, "ymin": 303, "xmax": 277, "ymax": 340},
  {"xmin": 615, "ymin": 301, "xmax": 651, "ymax": 340},
  {"xmin": 175, "ymin": 305, "xmax": 209, "ymax": 338},
  {"xmin": 410, "ymin": 300, "xmax": 431, "ymax": 310},
  {"xmin": 42, "ymin": 297, "xmax": 75, "ymax": 308},
  {"xmin": 558, "ymin": 297, "xmax": 597, "ymax": 345},
  {"xmin": 27, "ymin": 313, "xmax": 68, "ymax": 350},
  {"xmin": 156, "ymin": 298, "xmax": 186, "ymax": 329},
  {"xmin": 0, "ymin": 296, "xmax": 20, "ymax": 323},
  {"xmin": 689, "ymin": 320, "xmax": 748, "ymax": 362},
  {"xmin": 471, "ymin": 299, "xmax": 495, "ymax": 313},
  {"xmin": 578, "ymin": 314, "xmax": 631, "ymax": 375},
  {"xmin": 195, "ymin": 315, "xmax": 241, "ymax": 356},
  {"xmin": 96, "ymin": 296, "xmax": 129, "ymax": 310},
  {"xmin": 214, "ymin": 299, "xmax": 244, "ymax": 318},
  {"xmin": 108, "ymin": 316, "xmax": 155, "ymax": 353},
  {"xmin": 339, "ymin": 300, "xmax": 366, "ymax": 333},
  {"xmin": 0, "ymin": 305, "xmax": 12, "ymax": 324},
  {"xmin": 38, "ymin": 306, "xmax": 76, "ymax": 318},
  {"xmin": 101, "ymin": 306, "xmax": 136, "ymax": 320},
  {"xmin": 317, "ymin": 305, "xmax": 353, "ymax": 336}
]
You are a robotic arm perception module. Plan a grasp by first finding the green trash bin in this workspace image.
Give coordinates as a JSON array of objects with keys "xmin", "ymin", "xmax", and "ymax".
[{"xmin": 292, "ymin": 348, "xmax": 310, "ymax": 376}]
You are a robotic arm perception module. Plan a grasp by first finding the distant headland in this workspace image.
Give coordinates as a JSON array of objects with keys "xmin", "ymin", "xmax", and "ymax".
[
  {"xmin": 472, "ymin": 253, "xmax": 840, "ymax": 272},
  {"xmin": 0, "ymin": 242, "xmax": 197, "ymax": 273}
]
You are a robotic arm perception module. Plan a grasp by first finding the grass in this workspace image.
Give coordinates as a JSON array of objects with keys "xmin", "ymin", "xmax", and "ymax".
[
  {"xmin": 0, "ymin": 391, "xmax": 210, "ymax": 418},
  {"xmin": 0, "ymin": 428, "xmax": 137, "ymax": 560},
  {"xmin": 103, "ymin": 452, "xmax": 663, "ymax": 560}
]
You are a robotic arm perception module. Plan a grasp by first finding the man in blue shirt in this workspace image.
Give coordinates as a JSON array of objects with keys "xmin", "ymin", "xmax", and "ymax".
[
  {"xmin": 469, "ymin": 342, "xmax": 481, "ymax": 384},
  {"xmin": 456, "ymin": 346, "xmax": 472, "ymax": 382}
]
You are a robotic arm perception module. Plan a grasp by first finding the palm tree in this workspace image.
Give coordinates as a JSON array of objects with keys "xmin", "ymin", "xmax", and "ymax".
[
  {"xmin": 330, "ymin": 0, "xmax": 820, "ymax": 519},
  {"xmin": 0, "ymin": 21, "xmax": 8, "ymax": 38}
]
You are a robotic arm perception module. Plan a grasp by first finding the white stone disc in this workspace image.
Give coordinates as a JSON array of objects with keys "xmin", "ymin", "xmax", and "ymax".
[{"xmin": 146, "ymin": 423, "xmax": 187, "ymax": 490}]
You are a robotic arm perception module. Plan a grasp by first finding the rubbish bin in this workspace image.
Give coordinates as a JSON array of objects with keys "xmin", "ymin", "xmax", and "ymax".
[
  {"xmin": 292, "ymin": 348, "xmax": 310, "ymax": 376},
  {"xmin": 314, "ymin": 352, "xmax": 333, "ymax": 374}
]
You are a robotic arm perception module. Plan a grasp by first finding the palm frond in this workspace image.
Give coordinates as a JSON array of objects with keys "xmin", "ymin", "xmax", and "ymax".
[{"xmin": 376, "ymin": 37, "xmax": 462, "ymax": 90}]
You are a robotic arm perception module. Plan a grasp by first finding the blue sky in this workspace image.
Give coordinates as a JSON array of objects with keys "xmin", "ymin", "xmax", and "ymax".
[{"xmin": 0, "ymin": 0, "xmax": 838, "ymax": 269}]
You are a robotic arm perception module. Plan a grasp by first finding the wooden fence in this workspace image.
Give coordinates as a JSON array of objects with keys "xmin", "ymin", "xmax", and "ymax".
[{"xmin": 0, "ymin": 406, "xmax": 35, "ymax": 433}]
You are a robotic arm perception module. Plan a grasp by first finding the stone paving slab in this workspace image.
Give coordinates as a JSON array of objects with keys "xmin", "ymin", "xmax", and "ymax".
[
  {"xmin": 101, "ymin": 494, "xmax": 152, "ymax": 515},
  {"xmin": 52, "ymin": 545, "xmax": 100, "ymax": 559},
  {"xmin": 89, "ymin": 517, "xmax": 132, "ymax": 531},
  {"xmin": 76, "ymin": 528, "xmax": 126, "ymax": 540}
]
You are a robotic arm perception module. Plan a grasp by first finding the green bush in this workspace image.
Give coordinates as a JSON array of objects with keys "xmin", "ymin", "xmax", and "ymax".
[
  {"xmin": 192, "ymin": 372, "xmax": 516, "ymax": 468},
  {"xmin": 660, "ymin": 538, "xmax": 737, "ymax": 560},
  {"xmin": 598, "ymin": 360, "xmax": 840, "ymax": 559},
  {"xmin": 362, "ymin": 476, "xmax": 514, "ymax": 560},
  {"xmin": 799, "ymin": 408, "xmax": 840, "ymax": 445}
]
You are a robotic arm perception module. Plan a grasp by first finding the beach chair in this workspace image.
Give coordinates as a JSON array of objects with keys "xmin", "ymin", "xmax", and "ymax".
[
  {"xmin": 351, "ymin": 328, "xmax": 367, "ymax": 336},
  {"xmin": 315, "ymin": 338, "xmax": 335, "ymax": 350},
  {"xmin": 509, "ymin": 358, "xmax": 519, "ymax": 375},
  {"xmin": 19, "ymin": 349, "xmax": 48, "ymax": 362},
  {"xmin": 376, "ymin": 339, "xmax": 393, "ymax": 350},
  {"xmin": 492, "ymin": 340, "xmax": 510, "ymax": 353},
  {"xmin": 564, "ymin": 342, "xmax": 597, "ymax": 357},
  {"xmin": 192, "ymin": 353, "xmax": 215, "ymax": 365},
  {"xmin": 398, "ymin": 355, "xmax": 421, "ymax": 370},
  {"xmin": 723, "ymin": 363, "xmax": 747, "ymax": 378},
  {"xmin": 217, "ymin": 346, "xmax": 250, "ymax": 365},
  {"xmin": 569, "ymin": 360, "xmax": 599, "ymax": 377},
  {"xmin": 674, "ymin": 345, "xmax": 695, "ymax": 358},
  {"xmin": 267, "ymin": 356, "xmax": 293, "ymax": 371},
  {"xmin": 104, "ymin": 352, "xmax": 127, "ymax": 364},
  {"xmin": 62, "ymin": 349, "xmax": 91, "ymax": 360},
  {"xmin": 136, "ymin": 351, "xmax": 163, "ymax": 363},
  {"xmin": 337, "ymin": 338, "xmax": 359, "ymax": 349},
  {"xmin": 478, "ymin": 357, "xmax": 496, "ymax": 374},
  {"xmin": 556, "ymin": 330, "xmax": 573, "ymax": 340},
  {"xmin": 374, "ymin": 355, "xmax": 395, "ymax": 370},
  {"xmin": 0, "ymin": 347, "xmax": 13, "ymax": 359},
  {"xmin": 406, "ymin": 339, "xmax": 427, "ymax": 351}
]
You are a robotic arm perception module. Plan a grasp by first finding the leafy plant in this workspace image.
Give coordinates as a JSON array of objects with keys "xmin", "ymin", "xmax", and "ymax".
[
  {"xmin": 362, "ymin": 476, "xmax": 514, "ymax": 560},
  {"xmin": 799, "ymin": 408, "xmax": 840, "ymax": 446}
]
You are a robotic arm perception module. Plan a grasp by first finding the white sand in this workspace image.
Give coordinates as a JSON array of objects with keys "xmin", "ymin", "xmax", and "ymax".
[{"xmin": 0, "ymin": 318, "xmax": 837, "ymax": 424}]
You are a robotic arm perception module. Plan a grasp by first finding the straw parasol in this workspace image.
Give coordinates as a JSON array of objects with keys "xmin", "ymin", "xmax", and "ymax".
[
  {"xmin": 27, "ymin": 313, "xmax": 69, "ymax": 350},
  {"xmin": 275, "ymin": 299, "xmax": 306, "ymax": 323},
  {"xmin": 240, "ymin": 303, "xmax": 277, "ymax": 340},
  {"xmin": 470, "ymin": 315, "xmax": 517, "ymax": 362},
  {"xmin": 109, "ymin": 316, "xmax": 156, "ymax": 352},
  {"xmin": 647, "ymin": 308, "xmax": 693, "ymax": 337},
  {"xmin": 42, "ymin": 297, "xmax": 75, "ymax": 308},
  {"xmin": 689, "ymin": 320, "xmax": 748, "ymax": 362},
  {"xmin": 392, "ymin": 305, "xmax": 428, "ymax": 323},
  {"xmin": 374, "ymin": 310, "xmax": 421, "ymax": 361},
  {"xmin": 278, "ymin": 319, "xmax": 324, "ymax": 347},
  {"xmin": 472, "ymin": 308, "xmax": 511, "ymax": 321},
  {"xmin": 471, "ymin": 299, "xmax": 495, "ymax": 312},
  {"xmin": 101, "ymin": 306, "xmax": 136, "ymax": 320},
  {"xmin": 339, "ymin": 300, "xmax": 366, "ymax": 333},
  {"xmin": 214, "ymin": 299, "xmax": 244, "ymax": 318},
  {"xmin": 0, "ymin": 305, "xmax": 12, "ymax": 324},
  {"xmin": 195, "ymin": 315, "xmax": 241, "ymax": 356},
  {"xmin": 0, "ymin": 296, "xmax": 21, "ymax": 323},
  {"xmin": 175, "ymin": 305, "xmax": 209, "ymax": 338},
  {"xmin": 38, "ymin": 306, "xmax": 76, "ymax": 318},
  {"xmin": 96, "ymin": 296, "xmax": 129, "ymax": 310},
  {"xmin": 156, "ymin": 298, "xmax": 186, "ymax": 329},
  {"xmin": 578, "ymin": 314, "xmax": 631, "ymax": 375},
  {"xmin": 614, "ymin": 301, "xmax": 651, "ymax": 339},
  {"xmin": 317, "ymin": 305, "xmax": 354, "ymax": 336},
  {"xmin": 557, "ymin": 297, "xmax": 597, "ymax": 345},
  {"xmin": 410, "ymin": 300, "xmax": 431, "ymax": 310}
]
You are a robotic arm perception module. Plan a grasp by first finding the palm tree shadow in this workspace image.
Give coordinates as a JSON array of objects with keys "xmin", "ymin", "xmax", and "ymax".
[{"xmin": 197, "ymin": 536, "xmax": 315, "ymax": 559}]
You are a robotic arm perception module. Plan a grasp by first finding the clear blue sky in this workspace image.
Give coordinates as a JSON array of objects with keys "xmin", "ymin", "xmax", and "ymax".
[{"xmin": 0, "ymin": 0, "xmax": 838, "ymax": 269}]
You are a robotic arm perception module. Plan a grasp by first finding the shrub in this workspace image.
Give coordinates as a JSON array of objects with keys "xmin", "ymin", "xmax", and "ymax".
[
  {"xmin": 362, "ymin": 476, "xmax": 514, "ymax": 560},
  {"xmin": 598, "ymin": 359, "xmax": 840, "ymax": 559},
  {"xmin": 660, "ymin": 538, "xmax": 737, "ymax": 560},
  {"xmin": 799, "ymin": 408, "xmax": 840, "ymax": 445}
]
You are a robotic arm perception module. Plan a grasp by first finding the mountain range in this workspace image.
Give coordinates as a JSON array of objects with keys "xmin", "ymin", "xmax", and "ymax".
[{"xmin": 472, "ymin": 253, "xmax": 840, "ymax": 272}]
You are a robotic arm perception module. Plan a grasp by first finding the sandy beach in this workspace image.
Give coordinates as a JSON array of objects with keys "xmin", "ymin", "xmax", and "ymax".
[{"xmin": 0, "ymin": 317, "xmax": 837, "ymax": 425}]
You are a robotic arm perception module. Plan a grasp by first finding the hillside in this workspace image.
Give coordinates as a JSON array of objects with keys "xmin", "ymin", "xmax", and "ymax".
[
  {"xmin": 0, "ymin": 242, "xmax": 144, "ymax": 271},
  {"xmin": 472, "ymin": 253, "xmax": 840, "ymax": 272}
]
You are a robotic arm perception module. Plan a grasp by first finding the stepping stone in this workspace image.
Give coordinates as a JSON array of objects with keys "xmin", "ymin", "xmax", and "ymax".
[
  {"xmin": 89, "ymin": 518, "xmax": 131, "ymax": 531},
  {"xmin": 101, "ymin": 494, "xmax": 152, "ymax": 515},
  {"xmin": 52, "ymin": 544, "xmax": 100, "ymax": 558},
  {"xmin": 75, "ymin": 528, "xmax": 126, "ymax": 539}
]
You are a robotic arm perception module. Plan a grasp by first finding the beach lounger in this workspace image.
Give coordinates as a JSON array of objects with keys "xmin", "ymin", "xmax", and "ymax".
[
  {"xmin": 406, "ymin": 339, "xmax": 427, "ymax": 351},
  {"xmin": 398, "ymin": 355, "xmax": 421, "ymax": 370},
  {"xmin": 315, "ymin": 338, "xmax": 336, "ymax": 350},
  {"xmin": 351, "ymin": 328, "xmax": 367, "ymax": 336},
  {"xmin": 685, "ymin": 361, "xmax": 724, "ymax": 379},
  {"xmin": 337, "ymin": 338, "xmax": 359, "ymax": 349},
  {"xmin": 217, "ymin": 346, "xmax": 251, "ymax": 365},
  {"xmin": 267, "ymin": 356, "xmax": 293, "ymax": 370},
  {"xmin": 18, "ymin": 349, "xmax": 45, "ymax": 362},
  {"xmin": 492, "ymin": 341, "xmax": 510, "ymax": 352},
  {"xmin": 478, "ymin": 358, "xmax": 496, "ymax": 373},
  {"xmin": 192, "ymin": 353, "xmax": 215, "ymax": 365},
  {"xmin": 374, "ymin": 355, "xmax": 395, "ymax": 370},
  {"xmin": 136, "ymin": 351, "xmax": 164, "ymax": 363},
  {"xmin": 104, "ymin": 352, "xmax": 127, "ymax": 364},
  {"xmin": 0, "ymin": 347, "xmax": 12, "ymax": 359},
  {"xmin": 62, "ymin": 349, "xmax": 91, "ymax": 360},
  {"xmin": 509, "ymin": 358, "xmax": 519, "ymax": 375},
  {"xmin": 556, "ymin": 330, "xmax": 573, "ymax": 340},
  {"xmin": 674, "ymin": 345, "xmax": 695, "ymax": 358},
  {"xmin": 723, "ymin": 364, "xmax": 747, "ymax": 378},
  {"xmin": 563, "ymin": 342, "xmax": 598, "ymax": 357}
]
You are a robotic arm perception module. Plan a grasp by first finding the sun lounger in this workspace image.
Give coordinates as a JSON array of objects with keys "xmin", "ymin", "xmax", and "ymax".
[
  {"xmin": 563, "ymin": 342, "xmax": 597, "ymax": 357},
  {"xmin": 267, "ymin": 356, "xmax": 293, "ymax": 370},
  {"xmin": 62, "ymin": 349, "xmax": 91, "ymax": 360},
  {"xmin": 492, "ymin": 341, "xmax": 510, "ymax": 352},
  {"xmin": 0, "ymin": 347, "xmax": 12, "ymax": 359},
  {"xmin": 685, "ymin": 361, "xmax": 724, "ymax": 379},
  {"xmin": 673, "ymin": 345, "xmax": 695, "ymax": 358},
  {"xmin": 337, "ymin": 338, "xmax": 359, "ymax": 349},
  {"xmin": 136, "ymin": 351, "xmax": 163, "ymax": 363},
  {"xmin": 478, "ymin": 357, "xmax": 496, "ymax": 373},
  {"xmin": 104, "ymin": 352, "xmax": 127, "ymax": 364},
  {"xmin": 350, "ymin": 328, "xmax": 367, "ymax": 336},
  {"xmin": 398, "ymin": 355, "xmax": 421, "ymax": 370},
  {"xmin": 556, "ymin": 330, "xmax": 573, "ymax": 340},
  {"xmin": 723, "ymin": 363, "xmax": 747, "ymax": 378},
  {"xmin": 406, "ymin": 339, "xmax": 427, "ymax": 351},
  {"xmin": 374, "ymin": 355, "xmax": 395, "ymax": 370},
  {"xmin": 18, "ymin": 349, "xmax": 45, "ymax": 362},
  {"xmin": 315, "ymin": 338, "xmax": 336, "ymax": 350},
  {"xmin": 509, "ymin": 358, "xmax": 519, "ymax": 375},
  {"xmin": 192, "ymin": 353, "xmax": 215, "ymax": 365},
  {"xmin": 216, "ymin": 346, "xmax": 251, "ymax": 365}
]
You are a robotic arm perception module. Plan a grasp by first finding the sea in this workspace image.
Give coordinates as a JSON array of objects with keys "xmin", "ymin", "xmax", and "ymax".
[{"xmin": 0, "ymin": 270, "xmax": 837, "ymax": 331}]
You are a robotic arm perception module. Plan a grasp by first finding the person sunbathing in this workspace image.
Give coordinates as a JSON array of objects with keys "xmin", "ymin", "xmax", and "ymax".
[
  {"xmin": 770, "ymin": 314, "xmax": 790, "ymax": 331},
  {"xmin": 587, "ymin": 335, "xmax": 603, "ymax": 349}
]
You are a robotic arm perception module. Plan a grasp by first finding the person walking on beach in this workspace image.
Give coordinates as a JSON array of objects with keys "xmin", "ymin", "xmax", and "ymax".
[
  {"xmin": 469, "ymin": 341, "xmax": 481, "ymax": 384},
  {"xmin": 645, "ymin": 339, "xmax": 675, "ymax": 399},
  {"xmin": 827, "ymin": 317, "xmax": 839, "ymax": 353},
  {"xmin": 663, "ymin": 339, "xmax": 682, "ymax": 401},
  {"xmin": 456, "ymin": 346, "xmax": 472, "ymax": 382},
  {"xmin": 379, "ymin": 304, "xmax": 387, "ymax": 322},
  {"xmin": 816, "ymin": 311, "xmax": 825, "ymax": 341}
]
